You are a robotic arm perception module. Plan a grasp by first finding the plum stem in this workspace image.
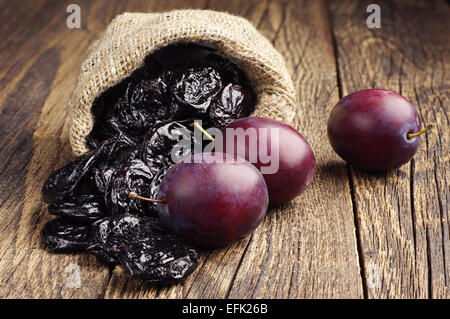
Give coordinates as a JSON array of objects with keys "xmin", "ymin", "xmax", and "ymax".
[
  {"xmin": 407, "ymin": 124, "xmax": 433, "ymax": 139},
  {"xmin": 129, "ymin": 192, "xmax": 166, "ymax": 203},
  {"xmin": 192, "ymin": 121, "xmax": 215, "ymax": 141}
]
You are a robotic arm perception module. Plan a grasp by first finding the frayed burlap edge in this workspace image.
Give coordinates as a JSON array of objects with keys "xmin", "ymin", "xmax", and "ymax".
[{"xmin": 69, "ymin": 10, "xmax": 298, "ymax": 155}]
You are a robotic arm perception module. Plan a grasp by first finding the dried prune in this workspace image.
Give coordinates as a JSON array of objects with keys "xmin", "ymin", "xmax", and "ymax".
[
  {"xmin": 96, "ymin": 214, "xmax": 198, "ymax": 283},
  {"xmin": 110, "ymin": 75, "xmax": 175, "ymax": 137},
  {"xmin": 209, "ymin": 83, "xmax": 254, "ymax": 128},
  {"xmin": 42, "ymin": 135, "xmax": 135, "ymax": 203},
  {"xmin": 91, "ymin": 135, "xmax": 141, "ymax": 194},
  {"xmin": 97, "ymin": 134, "xmax": 137, "ymax": 161},
  {"xmin": 48, "ymin": 195, "xmax": 106, "ymax": 222},
  {"xmin": 144, "ymin": 154, "xmax": 173, "ymax": 172},
  {"xmin": 86, "ymin": 123, "xmax": 117, "ymax": 150},
  {"xmin": 172, "ymin": 66, "xmax": 222, "ymax": 113},
  {"xmin": 73, "ymin": 173, "xmax": 100, "ymax": 197},
  {"xmin": 42, "ymin": 152, "xmax": 98, "ymax": 203},
  {"xmin": 93, "ymin": 166, "xmax": 115, "ymax": 194},
  {"xmin": 42, "ymin": 218, "xmax": 91, "ymax": 252},
  {"xmin": 87, "ymin": 214, "xmax": 150, "ymax": 265},
  {"xmin": 131, "ymin": 75, "xmax": 173, "ymax": 115},
  {"xmin": 95, "ymin": 134, "xmax": 140, "ymax": 172},
  {"xmin": 86, "ymin": 79, "xmax": 132, "ymax": 149},
  {"xmin": 140, "ymin": 120, "xmax": 204, "ymax": 164},
  {"xmin": 118, "ymin": 237, "xmax": 198, "ymax": 284},
  {"xmin": 105, "ymin": 159, "xmax": 158, "ymax": 215},
  {"xmin": 88, "ymin": 214, "xmax": 198, "ymax": 282},
  {"xmin": 146, "ymin": 165, "xmax": 172, "ymax": 214},
  {"xmin": 87, "ymin": 45, "xmax": 255, "ymax": 149}
]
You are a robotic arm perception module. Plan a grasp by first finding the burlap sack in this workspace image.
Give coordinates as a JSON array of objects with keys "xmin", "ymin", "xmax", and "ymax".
[{"xmin": 69, "ymin": 9, "xmax": 297, "ymax": 155}]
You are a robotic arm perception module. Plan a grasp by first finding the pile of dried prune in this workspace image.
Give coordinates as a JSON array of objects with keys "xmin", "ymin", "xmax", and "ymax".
[
  {"xmin": 41, "ymin": 43, "xmax": 255, "ymax": 284},
  {"xmin": 86, "ymin": 43, "xmax": 255, "ymax": 149}
]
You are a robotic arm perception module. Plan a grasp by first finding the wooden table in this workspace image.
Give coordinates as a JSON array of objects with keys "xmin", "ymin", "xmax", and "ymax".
[{"xmin": 0, "ymin": 0, "xmax": 448, "ymax": 299}]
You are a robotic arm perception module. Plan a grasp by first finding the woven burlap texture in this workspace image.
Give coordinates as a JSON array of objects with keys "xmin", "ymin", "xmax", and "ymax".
[{"xmin": 69, "ymin": 9, "xmax": 298, "ymax": 155}]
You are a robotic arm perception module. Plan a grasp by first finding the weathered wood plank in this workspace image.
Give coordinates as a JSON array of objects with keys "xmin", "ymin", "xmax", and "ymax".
[
  {"xmin": 0, "ymin": 0, "xmax": 446, "ymax": 299},
  {"xmin": 0, "ymin": 246, "xmax": 110, "ymax": 298},
  {"xmin": 391, "ymin": 1, "xmax": 450, "ymax": 298},
  {"xmin": 330, "ymin": 0, "xmax": 449, "ymax": 298},
  {"xmin": 0, "ymin": 0, "xmax": 113, "ymax": 298},
  {"xmin": 226, "ymin": 0, "xmax": 363, "ymax": 299}
]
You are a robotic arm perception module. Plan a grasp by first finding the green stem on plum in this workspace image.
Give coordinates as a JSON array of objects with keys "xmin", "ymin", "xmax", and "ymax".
[
  {"xmin": 192, "ymin": 121, "xmax": 215, "ymax": 141},
  {"xmin": 129, "ymin": 192, "xmax": 166, "ymax": 203},
  {"xmin": 407, "ymin": 124, "xmax": 433, "ymax": 139}
]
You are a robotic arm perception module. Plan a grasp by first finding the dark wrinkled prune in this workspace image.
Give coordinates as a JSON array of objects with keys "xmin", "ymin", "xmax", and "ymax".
[
  {"xmin": 144, "ymin": 154, "xmax": 173, "ymax": 171},
  {"xmin": 48, "ymin": 194, "xmax": 106, "ymax": 222},
  {"xmin": 111, "ymin": 217, "xmax": 198, "ymax": 284},
  {"xmin": 131, "ymin": 75, "xmax": 173, "ymax": 115},
  {"xmin": 93, "ymin": 166, "xmax": 115, "ymax": 194},
  {"xmin": 98, "ymin": 134, "xmax": 137, "ymax": 161},
  {"xmin": 118, "ymin": 237, "xmax": 198, "ymax": 284},
  {"xmin": 88, "ymin": 214, "xmax": 199, "ymax": 282},
  {"xmin": 87, "ymin": 214, "xmax": 150, "ymax": 265},
  {"xmin": 95, "ymin": 134, "xmax": 140, "ymax": 171},
  {"xmin": 86, "ymin": 79, "xmax": 132, "ymax": 149},
  {"xmin": 86, "ymin": 122, "xmax": 119, "ymax": 150},
  {"xmin": 42, "ymin": 218, "xmax": 91, "ymax": 252},
  {"xmin": 87, "ymin": 45, "xmax": 255, "ymax": 149},
  {"xmin": 105, "ymin": 159, "xmax": 158, "ymax": 215},
  {"xmin": 42, "ymin": 134, "xmax": 136, "ymax": 203},
  {"xmin": 172, "ymin": 66, "xmax": 222, "ymax": 113},
  {"xmin": 42, "ymin": 152, "xmax": 98, "ymax": 203},
  {"xmin": 146, "ymin": 166, "xmax": 172, "ymax": 214},
  {"xmin": 91, "ymin": 134, "xmax": 141, "ymax": 194},
  {"xmin": 140, "ymin": 120, "xmax": 204, "ymax": 164},
  {"xmin": 88, "ymin": 214, "xmax": 166, "ymax": 265},
  {"xmin": 209, "ymin": 83, "xmax": 254, "ymax": 128},
  {"xmin": 110, "ymin": 75, "xmax": 176, "ymax": 137},
  {"xmin": 72, "ymin": 173, "xmax": 100, "ymax": 197}
]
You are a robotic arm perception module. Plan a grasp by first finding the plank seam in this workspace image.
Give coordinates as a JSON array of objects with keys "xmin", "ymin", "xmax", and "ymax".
[
  {"xmin": 97, "ymin": 265, "xmax": 115, "ymax": 299},
  {"xmin": 224, "ymin": 233, "xmax": 254, "ymax": 298},
  {"xmin": 346, "ymin": 166, "xmax": 369, "ymax": 298},
  {"xmin": 413, "ymin": 84, "xmax": 437, "ymax": 299},
  {"xmin": 434, "ymin": 152, "xmax": 448, "ymax": 288},
  {"xmin": 326, "ymin": 0, "xmax": 367, "ymax": 299},
  {"xmin": 409, "ymin": 160, "xmax": 418, "ymax": 277}
]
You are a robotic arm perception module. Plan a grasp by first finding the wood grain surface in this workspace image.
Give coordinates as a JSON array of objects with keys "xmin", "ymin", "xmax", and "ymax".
[
  {"xmin": 330, "ymin": 0, "xmax": 449, "ymax": 298},
  {"xmin": 0, "ymin": 0, "xmax": 447, "ymax": 299}
]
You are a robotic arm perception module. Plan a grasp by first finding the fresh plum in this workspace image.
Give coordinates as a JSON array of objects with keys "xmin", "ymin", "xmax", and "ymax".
[
  {"xmin": 219, "ymin": 117, "xmax": 315, "ymax": 206},
  {"xmin": 327, "ymin": 89, "xmax": 431, "ymax": 172},
  {"xmin": 154, "ymin": 152, "xmax": 268, "ymax": 248}
]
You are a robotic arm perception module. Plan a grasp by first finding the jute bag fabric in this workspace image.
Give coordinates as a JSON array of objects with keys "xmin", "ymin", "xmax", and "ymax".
[{"xmin": 69, "ymin": 9, "xmax": 297, "ymax": 155}]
